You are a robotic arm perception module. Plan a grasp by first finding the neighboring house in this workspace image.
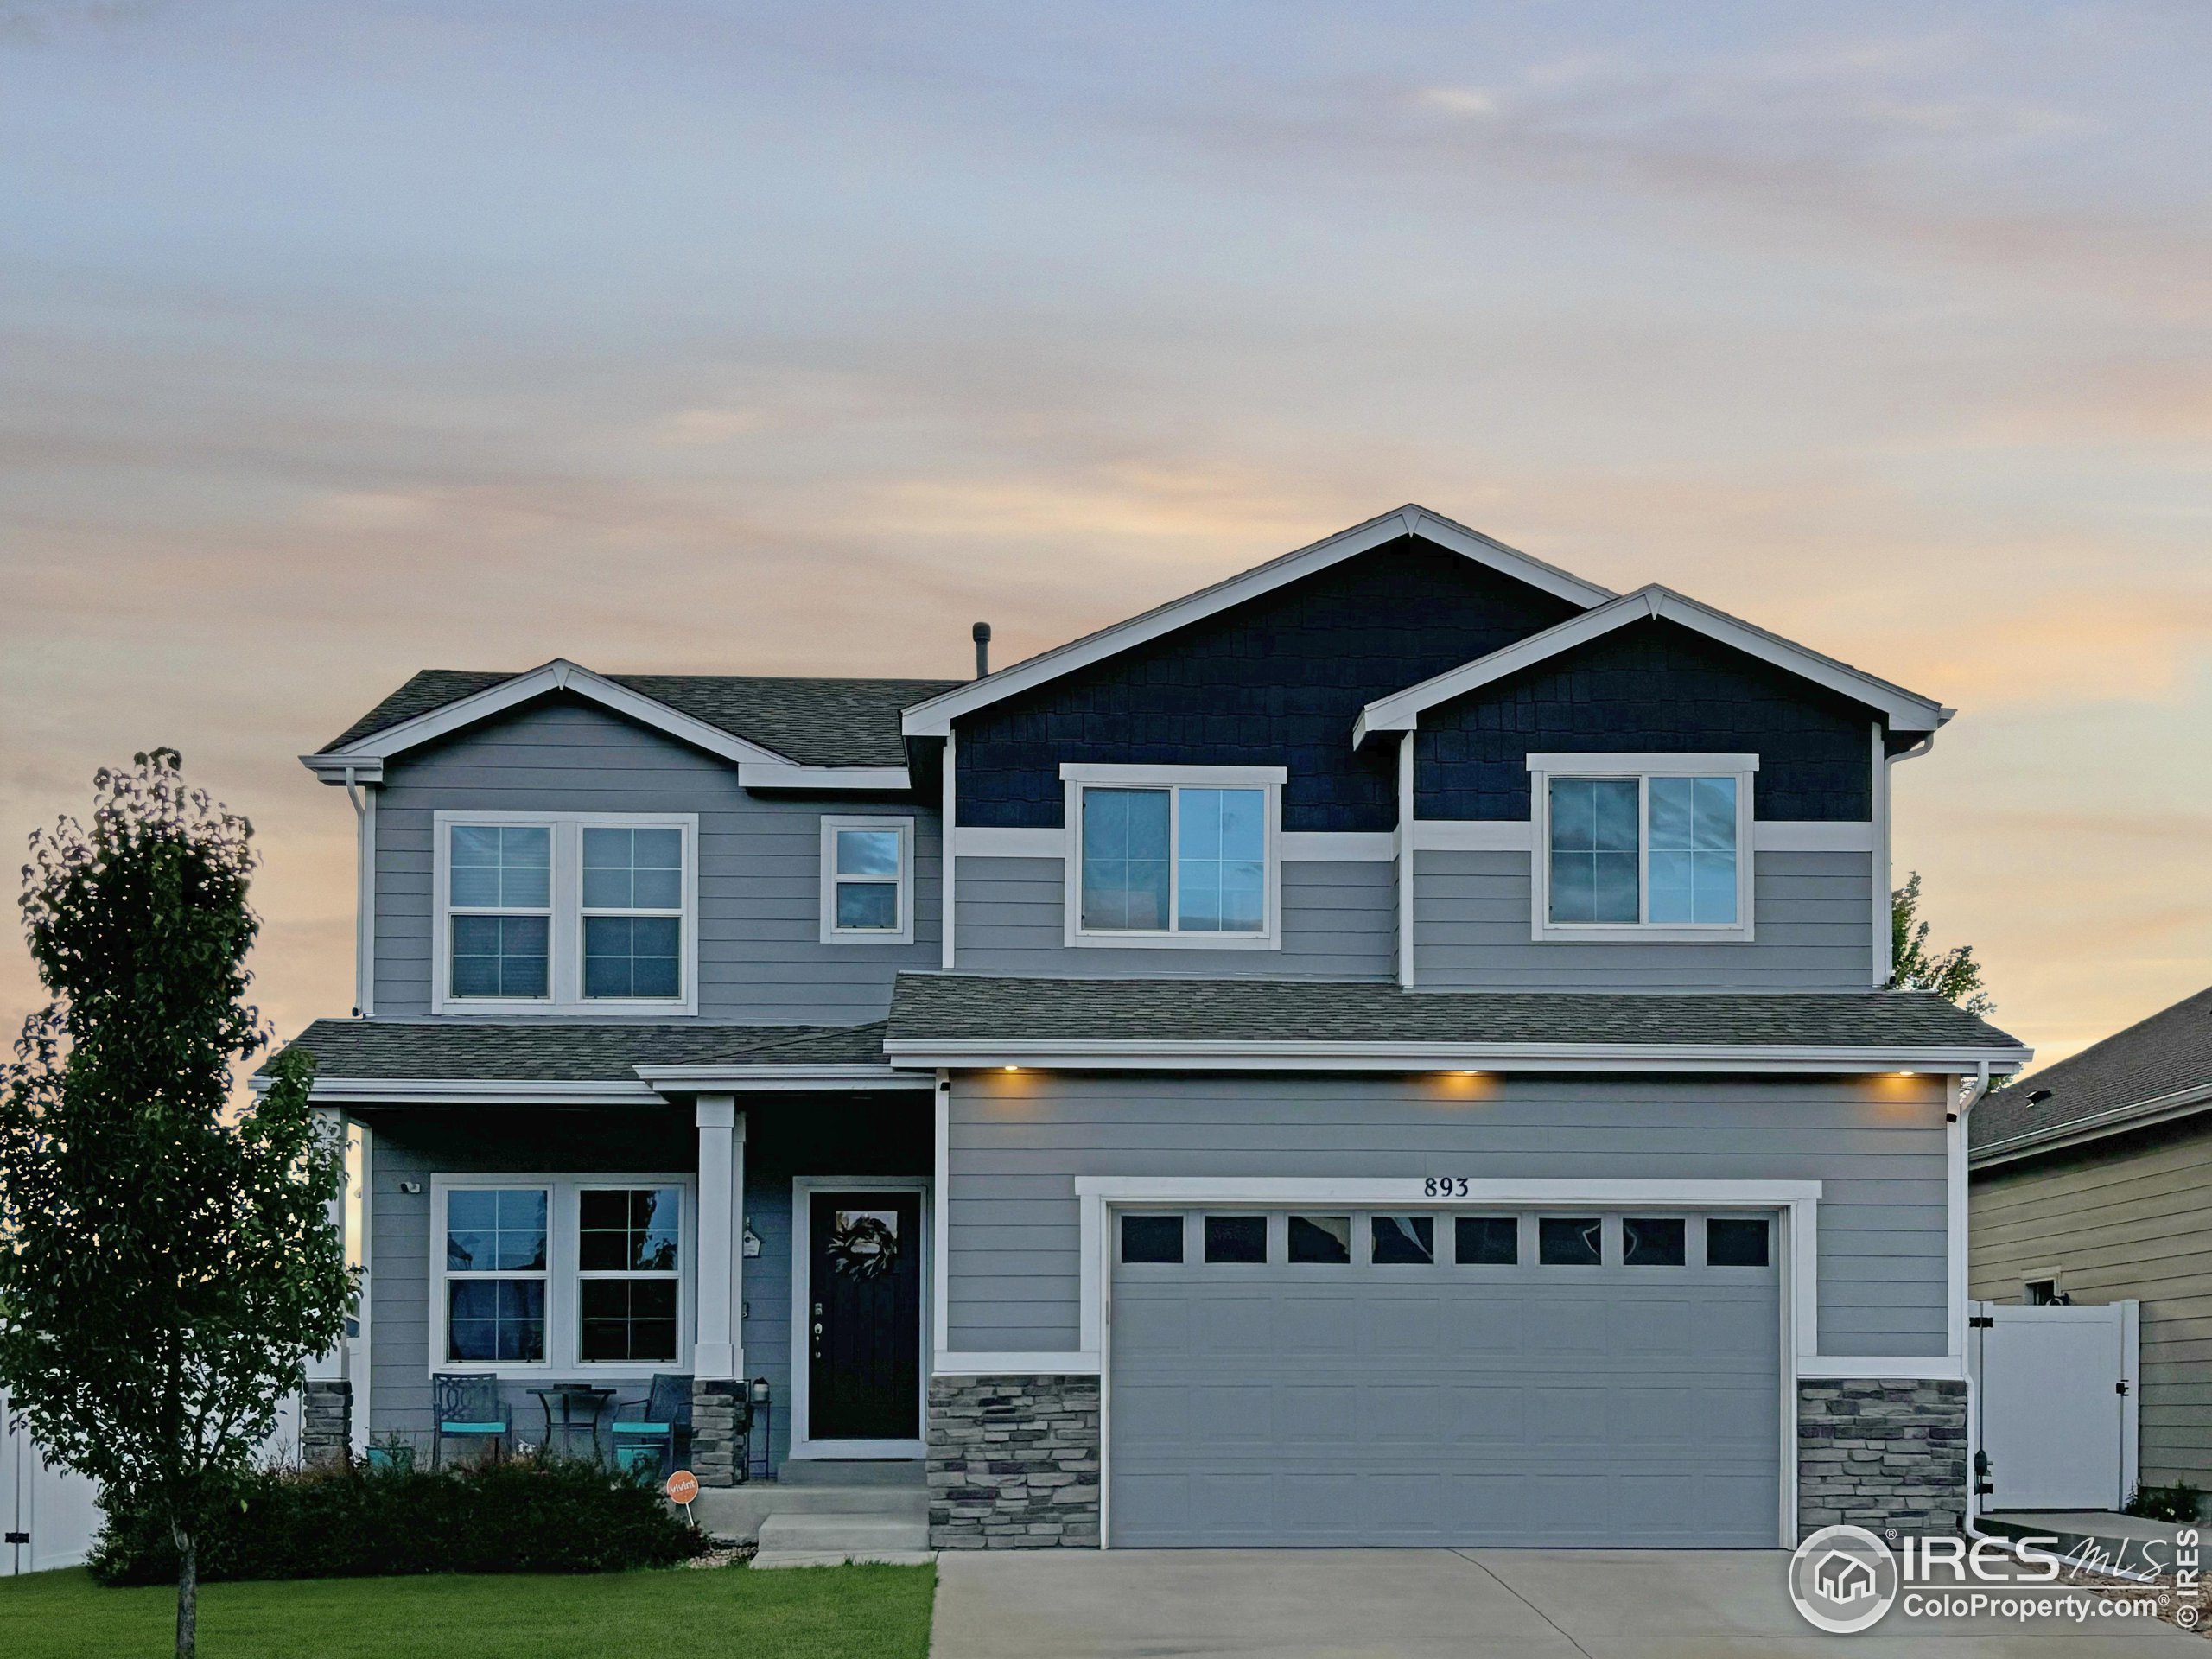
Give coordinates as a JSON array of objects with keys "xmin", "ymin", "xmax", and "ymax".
[
  {"xmin": 1971, "ymin": 985, "xmax": 2212, "ymax": 1493},
  {"xmin": 276, "ymin": 503, "xmax": 2026, "ymax": 1549}
]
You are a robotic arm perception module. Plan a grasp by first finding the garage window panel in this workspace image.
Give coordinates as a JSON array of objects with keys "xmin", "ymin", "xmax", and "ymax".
[
  {"xmin": 1453, "ymin": 1215, "xmax": 1520, "ymax": 1266},
  {"xmin": 1705, "ymin": 1216, "xmax": 1771, "ymax": 1268},
  {"xmin": 1539, "ymin": 1215, "xmax": 1605, "ymax": 1266},
  {"xmin": 1203, "ymin": 1214, "xmax": 1268, "ymax": 1264},
  {"xmin": 1287, "ymin": 1214, "xmax": 1351, "ymax": 1265},
  {"xmin": 1622, "ymin": 1216, "xmax": 1688, "ymax": 1267},
  {"xmin": 1120, "ymin": 1213, "xmax": 1186, "ymax": 1265},
  {"xmin": 1370, "ymin": 1214, "xmax": 1436, "ymax": 1266}
]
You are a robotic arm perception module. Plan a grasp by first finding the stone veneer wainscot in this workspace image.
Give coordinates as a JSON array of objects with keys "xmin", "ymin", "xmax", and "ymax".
[
  {"xmin": 1797, "ymin": 1378, "xmax": 1967, "ymax": 1540},
  {"xmin": 927, "ymin": 1374, "xmax": 1101, "ymax": 1548}
]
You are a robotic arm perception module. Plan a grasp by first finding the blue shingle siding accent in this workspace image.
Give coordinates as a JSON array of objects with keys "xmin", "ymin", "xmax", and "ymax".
[
  {"xmin": 1416, "ymin": 618, "xmax": 1876, "ymax": 821},
  {"xmin": 952, "ymin": 539, "xmax": 1582, "ymax": 833}
]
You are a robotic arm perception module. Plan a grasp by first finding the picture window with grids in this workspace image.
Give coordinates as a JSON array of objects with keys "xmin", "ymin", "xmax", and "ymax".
[{"xmin": 1529, "ymin": 757, "xmax": 1755, "ymax": 941}]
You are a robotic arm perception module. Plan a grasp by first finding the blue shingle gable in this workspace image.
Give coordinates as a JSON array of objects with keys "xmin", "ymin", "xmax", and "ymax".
[
  {"xmin": 1415, "ymin": 617, "xmax": 1876, "ymax": 820},
  {"xmin": 952, "ymin": 537, "xmax": 1584, "ymax": 833}
]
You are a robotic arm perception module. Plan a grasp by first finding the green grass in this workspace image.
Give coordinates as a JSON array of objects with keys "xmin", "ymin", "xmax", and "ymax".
[{"xmin": 0, "ymin": 1564, "xmax": 935, "ymax": 1659}]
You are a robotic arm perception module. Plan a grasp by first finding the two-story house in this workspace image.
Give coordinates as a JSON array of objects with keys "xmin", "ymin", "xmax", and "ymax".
[{"xmin": 280, "ymin": 504, "xmax": 2026, "ymax": 1555}]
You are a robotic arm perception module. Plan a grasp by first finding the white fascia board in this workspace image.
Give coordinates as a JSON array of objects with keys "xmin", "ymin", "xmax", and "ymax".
[
  {"xmin": 739, "ymin": 762, "xmax": 912, "ymax": 791},
  {"xmin": 1060, "ymin": 762, "xmax": 1287, "ymax": 785},
  {"xmin": 1355, "ymin": 586, "xmax": 1948, "ymax": 742},
  {"xmin": 298, "ymin": 1077, "xmax": 667, "ymax": 1106},
  {"xmin": 1969, "ymin": 1084, "xmax": 2212, "ymax": 1170},
  {"xmin": 631, "ymin": 1063, "xmax": 931, "ymax": 1092},
  {"xmin": 302, "ymin": 754, "xmax": 386, "ymax": 784},
  {"xmin": 888, "ymin": 1039, "xmax": 2033, "ymax": 1072},
  {"xmin": 311, "ymin": 659, "xmax": 791, "ymax": 772},
  {"xmin": 899, "ymin": 505, "xmax": 1614, "ymax": 737}
]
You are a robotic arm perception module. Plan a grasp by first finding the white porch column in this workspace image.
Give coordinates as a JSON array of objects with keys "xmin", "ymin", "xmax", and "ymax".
[
  {"xmin": 694, "ymin": 1095, "xmax": 745, "ymax": 1380},
  {"xmin": 305, "ymin": 1105, "xmax": 348, "ymax": 1386}
]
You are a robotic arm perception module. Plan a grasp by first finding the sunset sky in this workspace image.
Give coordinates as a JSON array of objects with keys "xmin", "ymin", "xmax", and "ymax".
[{"xmin": 3, "ymin": 3, "xmax": 2208, "ymax": 1068}]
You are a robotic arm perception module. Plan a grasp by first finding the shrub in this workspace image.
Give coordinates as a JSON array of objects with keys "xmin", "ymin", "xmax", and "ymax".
[
  {"xmin": 90, "ymin": 1455, "xmax": 707, "ymax": 1585},
  {"xmin": 2126, "ymin": 1481, "xmax": 2203, "ymax": 1524}
]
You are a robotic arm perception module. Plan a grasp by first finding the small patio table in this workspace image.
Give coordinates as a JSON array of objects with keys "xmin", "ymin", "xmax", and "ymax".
[{"xmin": 527, "ymin": 1385, "xmax": 618, "ymax": 1460}]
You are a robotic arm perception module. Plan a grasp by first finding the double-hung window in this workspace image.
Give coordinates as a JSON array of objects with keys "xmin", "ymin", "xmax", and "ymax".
[
  {"xmin": 1529, "ymin": 754, "xmax": 1755, "ymax": 942},
  {"xmin": 819, "ymin": 817, "xmax": 914, "ymax": 944},
  {"xmin": 434, "ymin": 1178, "xmax": 691, "ymax": 1373},
  {"xmin": 1061, "ymin": 765, "xmax": 1283, "ymax": 948},
  {"xmin": 435, "ymin": 814, "xmax": 696, "ymax": 1012}
]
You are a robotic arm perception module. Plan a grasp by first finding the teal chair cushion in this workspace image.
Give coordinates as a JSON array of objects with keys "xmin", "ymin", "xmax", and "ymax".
[
  {"xmin": 611, "ymin": 1421, "xmax": 671, "ymax": 1437},
  {"xmin": 440, "ymin": 1421, "xmax": 506, "ymax": 1434}
]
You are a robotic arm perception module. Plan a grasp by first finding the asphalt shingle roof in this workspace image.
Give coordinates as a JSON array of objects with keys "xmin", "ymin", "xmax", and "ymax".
[
  {"xmin": 270, "ymin": 1019, "xmax": 890, "ymax": 1082},
  {"xmin": 885, "ymin": 974, "xmax": 2025, "ymax": 1051},
  {"xmin": 1972, "ymin": 985, "xmax": 2212, "ymax": 1157},
  {"xmin": 318, "ymin": 671, "xmax": 962, "ymax": 768}
]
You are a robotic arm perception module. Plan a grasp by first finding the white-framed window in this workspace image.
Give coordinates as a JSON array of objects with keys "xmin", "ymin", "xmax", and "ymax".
[
  {"xmin": 1059, "ymin": 764, "xmax": 1285, "ymax": 950},
  {"xmin": 819, "ymin": 816, "xmax": 915, "ymax": 945},
  {"xmin": 1527, "ymin": 753, "xmax": 1757, "ymax": 943},
  {"xmin": 430, "ymin": 1176, "xmax": 693, "ymax": 1375},
  {"xmin": 432, "ymin": 813, "xmax": 697, "ymax": 1014}
]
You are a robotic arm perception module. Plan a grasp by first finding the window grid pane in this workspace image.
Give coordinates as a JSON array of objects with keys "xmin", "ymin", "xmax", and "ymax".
[
  {"xmin": 583, "ymin": 915, "xmax": 681, "ymax": 999},
  {"xmin": 1548, "ymin": 778, "xmax": 1640, "ymax": 923},
  {"xmin": 1081, "ymin": 789, "xmax": 1172, "ymax": 931},
  {"xmin": 1647, "ymin": 776, "xmax": 1737, "ymax": 925},
  {"xmin": 1175, "ymin": 788, "xmax": 1266, "ymax": 934}
]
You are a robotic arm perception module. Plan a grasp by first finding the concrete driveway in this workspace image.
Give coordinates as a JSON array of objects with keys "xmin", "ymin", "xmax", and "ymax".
[{"xmin": 931, "ymin": 1548, "xmax": 2206, "ymax": 1658}]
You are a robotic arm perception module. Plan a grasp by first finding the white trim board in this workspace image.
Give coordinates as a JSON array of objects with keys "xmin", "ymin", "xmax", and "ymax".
[
  {"xmin": 955, "ymin": 828, "xmax": 1395, "ymax": 863},
  {"xmin": 632, "ymin": 1065, "xmax": 932, "ymax": 1093},
  {"xmin": 1354, "ymin": 586, "xmax": 1948, "ymax": 743},
  {"xmin": 900, "ymin": 505, "xmax": 1615, "ymax": 737},
  {"xmin": 1407, "ymin": 819, "xmax": 1876, "ymax": 854},
  {"xmin": 299, "ymin": 1077, "xmax": 667, "ymax": 1106},
  {"xmin": 786, "ymin": 1176, "xmax": 931, "ymax": 1462}
]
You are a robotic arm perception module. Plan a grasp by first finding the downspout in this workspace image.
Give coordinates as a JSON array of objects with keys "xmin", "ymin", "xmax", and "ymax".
[{"xmin": 343, "ymin": 765, "xmax": 374, "ymax": 1017}]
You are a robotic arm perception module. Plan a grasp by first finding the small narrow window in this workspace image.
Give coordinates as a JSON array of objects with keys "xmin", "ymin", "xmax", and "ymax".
[
  {"xmin": 1120, "ymin": 1214, "xmax": 1185, "ymax": 1264},
  {"xmin": 1539, "ymin": 1217, "xmax": 1604, "ymax": 1267},
  {"xmin": 1623, "ymin": 1217, "xmax": 1687, "ymax": 1267},
  {"xmin": 448, "ymin": 825, "xmax": 551, "ymax": 999},
  {"xmin": 822, "ymin": 817, "xmax": 913, "ymax": 944},
  {"xmin": 577, "ymin": 1186, "xmax": 682, "ymax": 1363},
  {"xmin": 582, "ymin": 826, "xmax": 684, "ymax": 999},
  {"xmin": 1455, "ymin": 1216, "xmax": 1518, "ymax": 1266},
  {"xmin": 2024, "ymin": 1278, "xmax": 2066, "ymax": 1306},
  {"xmin": 444, "ymin": 1186, "xmax": 549, "ymax": 1363},
  {"xmin": 1287, "ymin": 1215, "xmax": 1351, "ymax": 1264},
  {"xmin": 1706, "ymin": 1217, "xmax": 1770, "ymax": 1268},
  {"xmin": 1371, "ymin": 1215, "xmax": 1435, "ymax": 1265},
  {"xmin": 1203, "ymin": 1215, "xmax": 1267, "ymax": 1264}
]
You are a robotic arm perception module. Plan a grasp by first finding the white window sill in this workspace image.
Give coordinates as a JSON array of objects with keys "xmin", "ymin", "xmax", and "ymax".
[
  {"xmin": 1069, "ymin": 929, "xmax": 1281, "ymax": 950},
  {"xmin": 440, "ymin": 999, "xmax": 696, "ymax": 1017},
  {"xmin": 822, "ymin": 930, "xmax": 918, "ymax": 947},
  {"xmin": 1531, "ymin": 924, "xmax": 1756, "ymax": 944}
]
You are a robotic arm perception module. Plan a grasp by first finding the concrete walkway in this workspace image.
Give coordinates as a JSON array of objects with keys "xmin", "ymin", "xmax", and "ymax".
[{"xmin": 931, "ymin": 1548, "xmax": 2207, "ymax": 1658}]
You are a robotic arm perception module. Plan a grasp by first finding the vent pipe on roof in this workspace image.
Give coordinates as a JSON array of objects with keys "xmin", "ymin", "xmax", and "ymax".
[{"xmin": 972, "ymin": 621, "xmax": 992, "ymax": 679}]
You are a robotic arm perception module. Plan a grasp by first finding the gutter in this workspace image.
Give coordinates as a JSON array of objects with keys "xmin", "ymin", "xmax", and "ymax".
[{"xmin": 1971, "ymin": 1080, "xmax": 2212, "ymax": 1169}]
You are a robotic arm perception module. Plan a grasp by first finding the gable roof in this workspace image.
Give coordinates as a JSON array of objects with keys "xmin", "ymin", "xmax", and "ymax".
[
  {"xmin": 899, "ymin": 504, "xmax": 1618, "ymax": 738},
  {"xmin": 1972, "ymin": 985, "xmax": 2212, "ymax": 1167},
  {"xmin": 1354, "ymin": 585, "xmax": 1949, "ymax": 745},
  {"xmin": 308, "ymin": 661, "xmax": 959, "ymax": 784}
]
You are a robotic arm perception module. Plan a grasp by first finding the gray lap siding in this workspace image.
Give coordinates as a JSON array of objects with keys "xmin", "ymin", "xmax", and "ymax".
[
  {"xmin": 944, "ymin": 1071, "xmax": 1949, "ymax": 1357},
  {"xmin": 372, "ymin": 696, "xmax": 940, "ymax": 1023}
]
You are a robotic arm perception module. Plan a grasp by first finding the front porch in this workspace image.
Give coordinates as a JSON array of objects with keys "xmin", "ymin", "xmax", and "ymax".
[{"xmin": 320, "ymin": 1083, "xmax": 933, "ymax": 1488}]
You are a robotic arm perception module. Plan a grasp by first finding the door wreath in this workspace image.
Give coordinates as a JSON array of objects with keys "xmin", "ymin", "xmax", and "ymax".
[{"xmin": 826, "ymin": 1212, "xmax": 901, "ymax": 1281}]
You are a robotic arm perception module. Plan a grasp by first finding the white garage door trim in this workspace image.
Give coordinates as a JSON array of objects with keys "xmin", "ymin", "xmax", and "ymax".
[{"xmin": 1076, "ymin": 1177, "xmax": 1821, "ymax": 1550}]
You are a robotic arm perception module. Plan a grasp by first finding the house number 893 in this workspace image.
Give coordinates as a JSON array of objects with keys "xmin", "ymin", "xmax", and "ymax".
[{"xmin": 1422, "ymin": 1179, "xmax": 1471, "ymax": 1198}]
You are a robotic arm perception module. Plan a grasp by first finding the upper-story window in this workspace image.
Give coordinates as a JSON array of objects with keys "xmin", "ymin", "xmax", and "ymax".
[
  {"xmin": 1527, "ymin": 754, "xmax": 1756, "ymax": 944},
  {"xmin": 1060, "ymin": 764, "xmax": 1285, "ymax": 950},
  {"xmin": 819, "ymin": 816, "xmax": 915, "ymax": 945},
  {"xmin": 435, "ymin": 812, "xmax": 697, "ymax": 1013}
]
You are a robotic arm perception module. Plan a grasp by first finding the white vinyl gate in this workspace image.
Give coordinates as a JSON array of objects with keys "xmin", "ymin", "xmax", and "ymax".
[
  {"xmin": 1971, "ymin": 1300, "xmax": 2139, "ymax": 1513},
  {"xmin": 2, "ymin": 1393, "xmax": 102, "ymax": 1577}
]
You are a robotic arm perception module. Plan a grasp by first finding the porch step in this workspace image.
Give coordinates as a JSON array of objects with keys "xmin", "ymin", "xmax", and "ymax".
[
  {"xmin": 690, "ymin": 1483, "xmax": 927, "ymax": 1542},
  {"xmin": 776, "ymin": 1458, "xmax": 926, "ymax": 1487},
  {"xmin": 751, "ymin": 1512, "xmax": 931, "ymax": 1568}
]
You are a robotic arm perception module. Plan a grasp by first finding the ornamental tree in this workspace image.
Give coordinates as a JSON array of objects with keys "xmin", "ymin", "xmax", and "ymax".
[
  {"xmin": 1891, "ymin": 869, "xmax": 1996, "ymax": 1016},
  {"xmin": 0, "ymin": 750, "xmax": 354, "ymax": 1658}
]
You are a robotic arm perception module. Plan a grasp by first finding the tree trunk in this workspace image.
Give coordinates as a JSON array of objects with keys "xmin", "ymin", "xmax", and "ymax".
[{"xmin": 173, "ymin": 1523, "xmax": 198, "ymax": 1659}]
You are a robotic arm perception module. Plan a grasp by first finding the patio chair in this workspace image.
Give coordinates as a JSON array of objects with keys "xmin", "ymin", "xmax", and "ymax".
[
  {"xmin": 610, "ymin": 1373, "xmax": 697, "ymax": 1478},
  {"xmin": 431, "ymin": 1373, "xmax": 510, "ymax": 1468}
]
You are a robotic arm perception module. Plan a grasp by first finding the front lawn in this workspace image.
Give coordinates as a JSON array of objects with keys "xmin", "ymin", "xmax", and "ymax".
[{"xmin": 0, "ymin": 1564, "xmax": 934, "ymax": 1659}]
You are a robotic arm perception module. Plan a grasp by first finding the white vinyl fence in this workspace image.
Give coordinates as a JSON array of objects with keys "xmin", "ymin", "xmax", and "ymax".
[{"xmin": 1, "ymin": 1389, "xmax": 305, "ymax": 1577}]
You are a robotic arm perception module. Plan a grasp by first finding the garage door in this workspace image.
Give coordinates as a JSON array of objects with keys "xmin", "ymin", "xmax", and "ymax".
[{"xmin": 1108, "ymin": 1208, "xmax": 1781, "ymax": 1548}]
